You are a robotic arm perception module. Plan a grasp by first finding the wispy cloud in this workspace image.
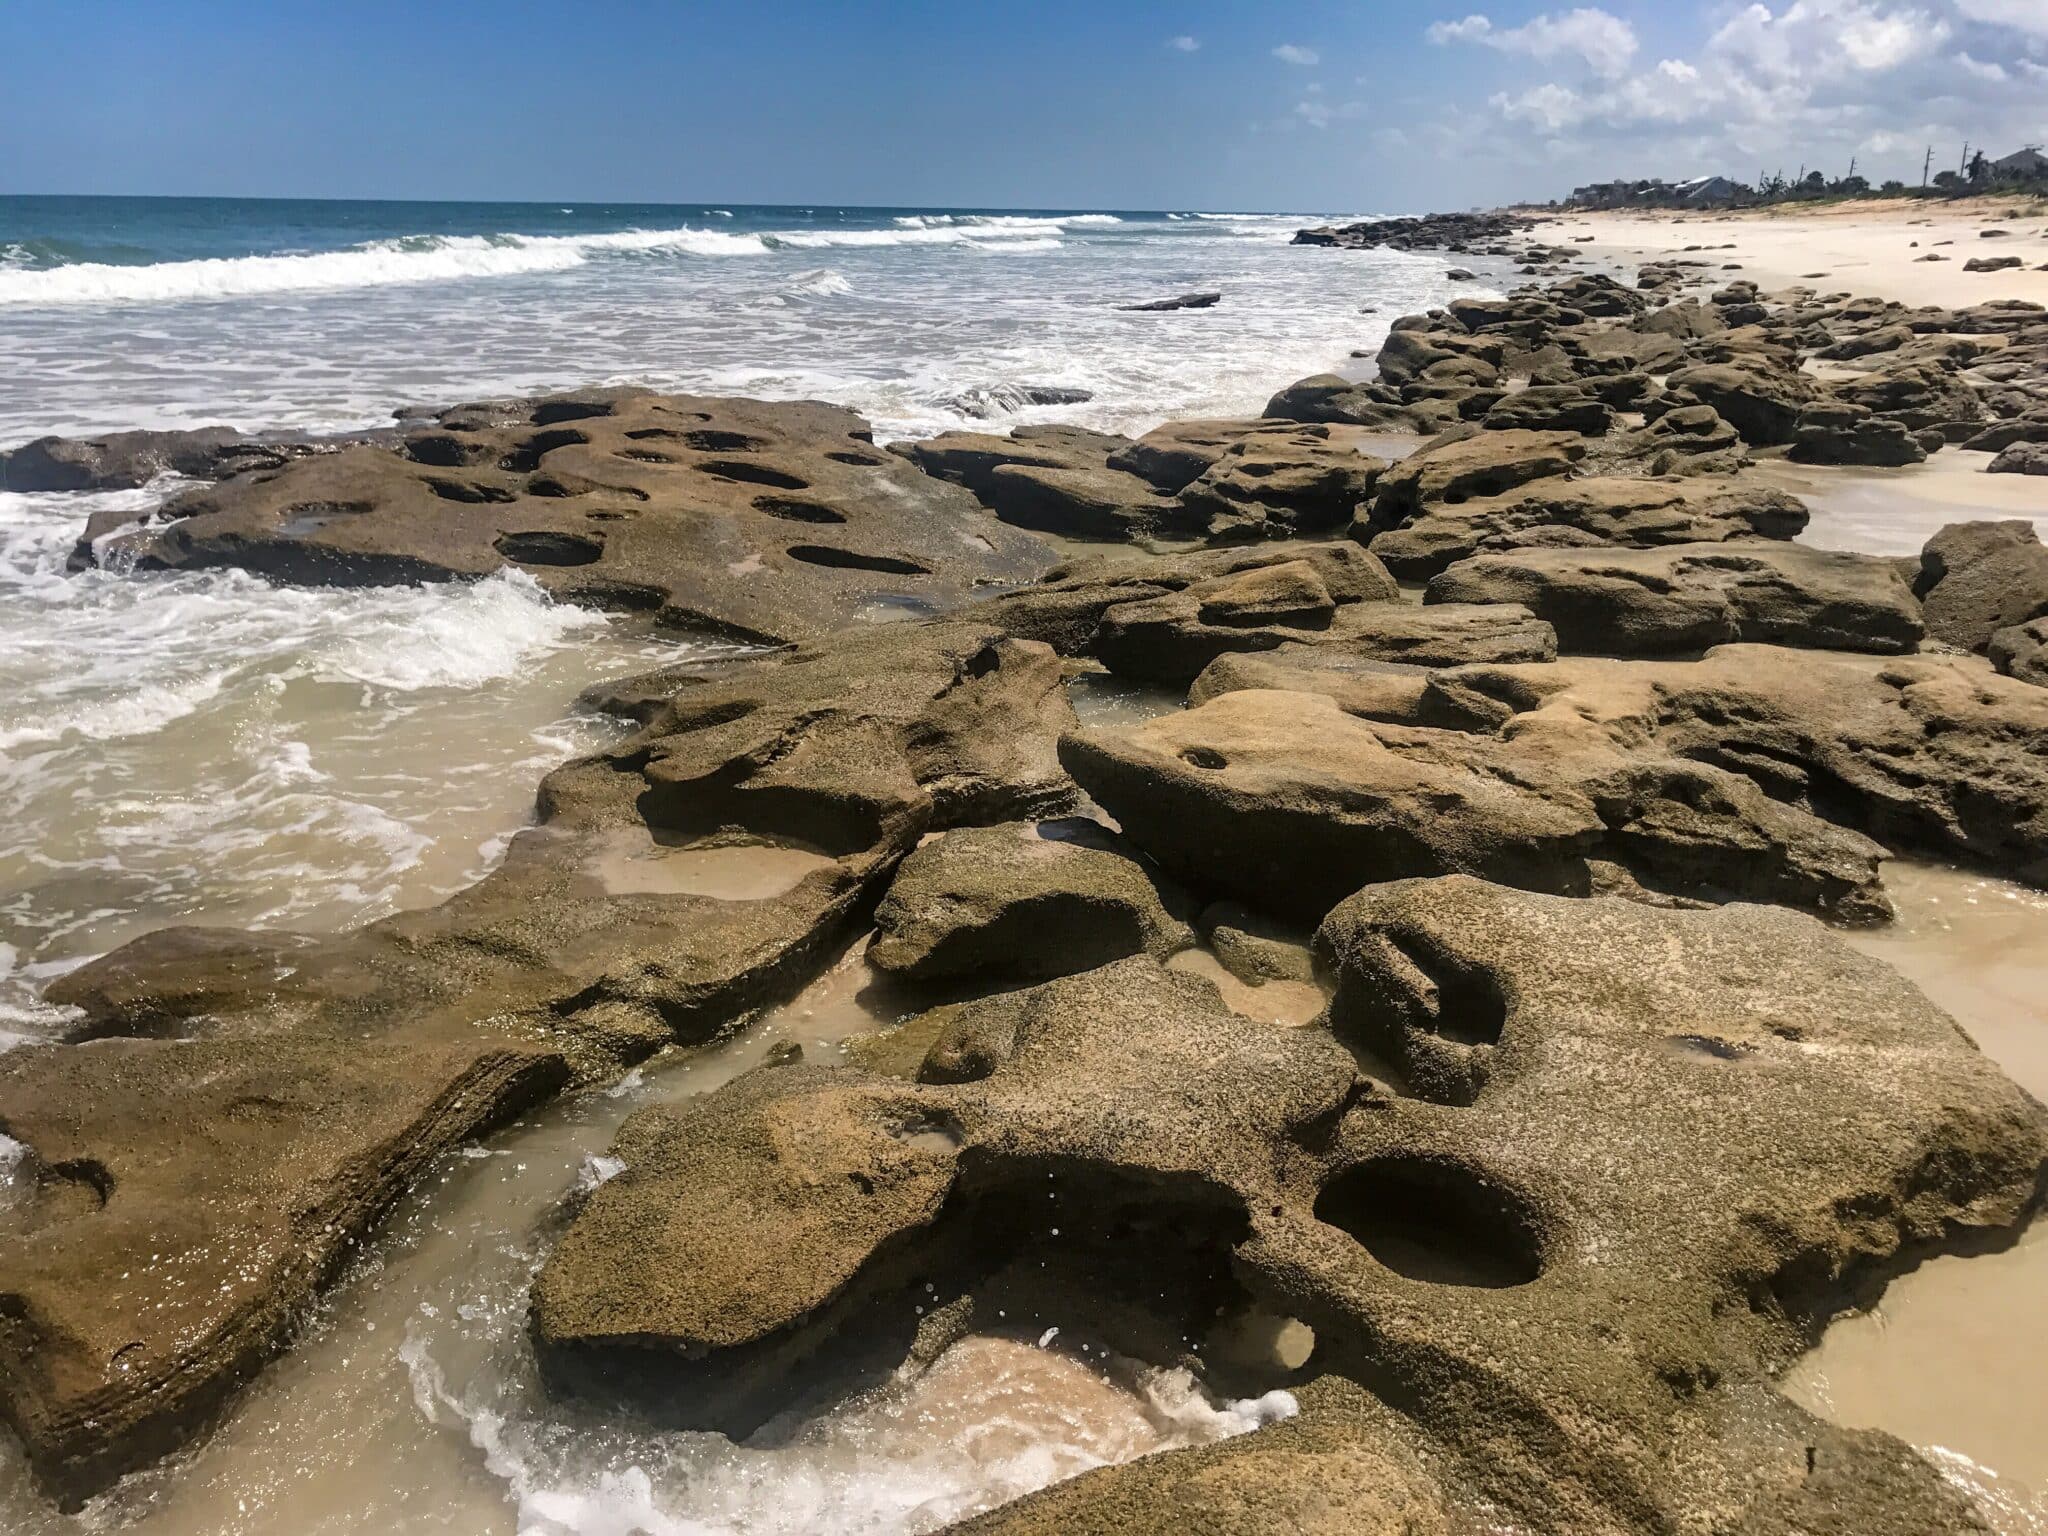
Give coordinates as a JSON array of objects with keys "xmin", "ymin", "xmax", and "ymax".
[
  {"xmin": 1272, "ymin": 43, "xmax": 1321, "ymax": 66},
  {"xmin": 1428, "ymin": 8, "xmax": 1640, "ymax": 78},
  {"xmin": 1167, "ymin": 35, "xmax": 1200, "ymax": 53}
]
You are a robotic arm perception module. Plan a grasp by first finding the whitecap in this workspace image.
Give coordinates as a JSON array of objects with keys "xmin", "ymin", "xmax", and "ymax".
[
  {"xmin": 0, "ymin": 225, "xmax": 769, "ymax": 308},
  {"xmin": 314, "ymin": 569, "xmax": 607, "ymax": 692}
]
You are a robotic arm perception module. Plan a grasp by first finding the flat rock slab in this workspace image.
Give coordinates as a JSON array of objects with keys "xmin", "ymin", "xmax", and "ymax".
[
  {"xmin": 1363, "ymin": 473, "xmax": 1809, "ymax": 579},
  {"xmin": 869, "ymin": 820, "xmax": 1195, "ymax": 983},
  {"xmin": 1060, "ymin": 685, "xmax": 1889, "ymax": 926},
  {"xmin": 98, "ymin": 389, "xmax": 1058, "ymax": 645},
  {"xmin": 1426, "ymin": 542, "xmax": 1925, "ymax": 656}
]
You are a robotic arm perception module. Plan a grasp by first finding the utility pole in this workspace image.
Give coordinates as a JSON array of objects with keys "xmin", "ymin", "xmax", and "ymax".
[
  {"xmin": 1847, "ymin": 155, "xmax": 1856, "ymax": 181},
  {"xmin": 1960, "ymin": 142, "xmax": 1970, "ymax": 177},
  {"xmin": 1922, "ymin": 144, "xmax": 1933, "ymax": 187}
]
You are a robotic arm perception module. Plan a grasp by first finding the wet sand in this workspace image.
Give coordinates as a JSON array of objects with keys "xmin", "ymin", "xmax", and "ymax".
[
  {"xmin": 1762, "ymin": 451, "xmax": 2048, "ymax": 556},
  {"xmin": 1784, "ymin": 862, "xmax": 2048, "ymax": 1533}
]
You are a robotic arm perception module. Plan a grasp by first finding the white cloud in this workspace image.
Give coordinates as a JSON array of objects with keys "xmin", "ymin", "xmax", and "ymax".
[
  {"xmin": 1272, "ymin": 44, "xmax": 1321, "ymax": 66},
  {"xmin": 1956, "ymin": 49, "xmax": 2008, "ymax": 79},
  {"xmin": 1167, "ymin": 35, "xmax": 1199, "ymax": 53},
  {"xmin": 1955, "ymin": 0, "xmax": 2048, "ymax": 38},
  {"xmin": 1429, "ymin": 8, "xmax": 1640, "ymax": 78}
]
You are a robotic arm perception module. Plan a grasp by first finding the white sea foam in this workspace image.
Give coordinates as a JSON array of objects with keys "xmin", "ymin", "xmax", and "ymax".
[
  {"xmin": 786, "ymin": 267, "xmax": 854, "ymax": 297},
  {"xmin": 0, "ymin": 215, "xmax": 1110, "ymax": 308}
]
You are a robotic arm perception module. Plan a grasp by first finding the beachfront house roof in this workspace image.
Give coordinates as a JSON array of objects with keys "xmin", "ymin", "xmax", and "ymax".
[{"xmin": 1991, "ymin": 147, "xmax": 2047, "ymax": 178}]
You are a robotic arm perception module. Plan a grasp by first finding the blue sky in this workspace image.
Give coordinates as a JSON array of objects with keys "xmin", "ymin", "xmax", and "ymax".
[{"xmin": 2, "ymin": 2, "xmax": 2044, "ymax": 210}]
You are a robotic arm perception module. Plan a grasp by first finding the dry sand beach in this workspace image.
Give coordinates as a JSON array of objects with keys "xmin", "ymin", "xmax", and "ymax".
[{"xmin": 1534, "ymin": 196, "xmax": 2048, "ymax": 311}]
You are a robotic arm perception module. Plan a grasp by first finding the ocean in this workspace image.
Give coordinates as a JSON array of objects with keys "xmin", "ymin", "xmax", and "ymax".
[{"xmin": 0, "ymin": 195, "xmax": 1459, "ymax": 442}]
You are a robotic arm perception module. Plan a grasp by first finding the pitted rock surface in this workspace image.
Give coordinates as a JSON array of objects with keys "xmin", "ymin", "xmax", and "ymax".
[
  {"xmin": 92, "ymin": 389, "xmax": 1058, "ymax": 645},
  {"xmin": 536, "ymin": 886, "xmax": 2044, "ymax": 1535}
]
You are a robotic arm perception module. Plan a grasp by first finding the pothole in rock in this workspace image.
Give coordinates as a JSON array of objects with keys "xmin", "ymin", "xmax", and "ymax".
[
  {"xmin": 587, "ymin": 828, "xmax": 839, "ymax": 900},
  {"xmin": 699, "ymin": 460, "xmax": 810, "ymax": 491},
  {"xmin": 1315, "ymin": 1153, "xmax": 1546, "ymax": 1289},
  {"xmin": 493, "ymin": 530, "xmax": 605, "ymax": 567},
  {"xmin": 496, "ymin": 428, "xmax": 590, "ymax": 474},
  {"xmin": 752, "ymin": 496, "xmax": 848, "ymax": 524},
  {"xmin": 785, "ymin": 545, "xmax": 932, "ymax": 576}
]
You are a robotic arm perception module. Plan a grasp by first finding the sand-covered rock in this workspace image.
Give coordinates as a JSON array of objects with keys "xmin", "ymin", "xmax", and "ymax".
[
  {"xmin": 1426, "ymin": 542, "xmax": 1924, "ymax": 656},
  {"xmin": 869, "ymin": 820, "xmax": 1195, "ymax": 982}
]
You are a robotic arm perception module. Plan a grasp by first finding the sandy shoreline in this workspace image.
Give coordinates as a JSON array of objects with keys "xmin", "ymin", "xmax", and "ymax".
[{"xmin": 1523, "ymin": 195, "xmax": 2048, "ymax": 311}]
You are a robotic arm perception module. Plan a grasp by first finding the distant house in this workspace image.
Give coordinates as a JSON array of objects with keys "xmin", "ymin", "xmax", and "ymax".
[
  {"xmin": 1672, "ymin": 175, "xmax": 1743, "ymax": 205},
  {"xmin": 1990, "ymin": 147, "xmax": 2048, "ymax": 181}
]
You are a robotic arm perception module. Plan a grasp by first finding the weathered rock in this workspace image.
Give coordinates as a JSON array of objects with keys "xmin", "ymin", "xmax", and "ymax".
[
  {"xmin": 1368, "ymin": 648, "xmax": 2048, "ymax": 883},
  {"xmin": 95, "ymin": 390, "xmax": 1057, "ymax": 645},
  {"xmin": 1366, "ymin": 430, "xmax": 1587, "ymax": 529},
  {"xmin": 1788, "ymin": 400, "xmax": 1928, "ymax": 466},
  {"xmin": 1107, "ymin": 418, "xmax": 1268, "ymax": 492},
  {"xmin": 0, "ymin": 618, "xmax": 1082, "ymax": 1505},
  {"xmin": 1197, "ymin": 900, "xmax": 1317, "ymax": 985},
  {"xmin": 899, "ymin": 423, "xmax": 1132, "ymax": 498},
  {"xmin": 1426, "ymin": 543, "xmax": 1925, "ymax": 656},
  {"xmin": 1965, "ymin": 255, "xmax": 2024, "ymax": 273},
  {"xmin": 1665, "ymin": 364, "xmax": 1815, "ymax": 445},
  {"xmin": 965, "ymin": 543, "xmax": 1401, "ymax": 657},
  {"xmin": 1091, "ymin": 556, "xmax": 1554, "ymax": 686},
  {"xmin": 538, "ymin": 886, "xmax": 2042, "ymax": 1536},
  {"xmin": 1263, "ymin": 375, "xmax": 1440, "ymax": 432},
  {"xmin": 1480, "ymin": 386, "xmax": 1613, "ymax": 436},
  {"xmin": 1915, "ymin": 519, "xmax": 2048, "ymax": 652},
  {"xmin": 1, "ymin": 426, "xmax": 393, "ymax": 493},
  {"xmin": 869, "ymin": 820, "xmax": 1195, "ymax": 982},
  {"xmin": 985, "ymin": 463, "xmax": 1201, "ymax": 542},
  {"xmin": 1293, "ymin": 211, "xmax": 1534, "ymax": 251},
  {"xmin": 1118, "ymin": 291, "xmax": 1221, "ymax": 311},
  {"xmin": 1834, "ymin": 364, "xmax": 1984, "ymax": 433},
  {"xmin": 1060, "ymin": 685, "xmax": 1890, "ymax": 925},
  {"xmin": 1961, "ymin": 414, "xmax": 2048, "ymax": 453},
  {"xmin": 1363, "ymin": 474, "xmax": 1808, "ymax": 579},
  {"xmin": 937, "ymin": 385, "xmax": 1095, "ymax": 419},
  {"xmin": 1176, "ymin": 429, "xmax": 1388, "ymax": 539},
  {"xmin": 1990, "ymin": 441, "xmax": 2048, "ymax": 475},
  {"xmin": 1989, "ymin": 617, "xmax": 2048, "ymax": 686}
]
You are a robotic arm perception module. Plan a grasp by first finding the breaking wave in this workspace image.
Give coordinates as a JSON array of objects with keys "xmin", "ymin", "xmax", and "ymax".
[{"xmin": 0, "ymin": 216, "xmax": 1105, "ymax": 308}]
